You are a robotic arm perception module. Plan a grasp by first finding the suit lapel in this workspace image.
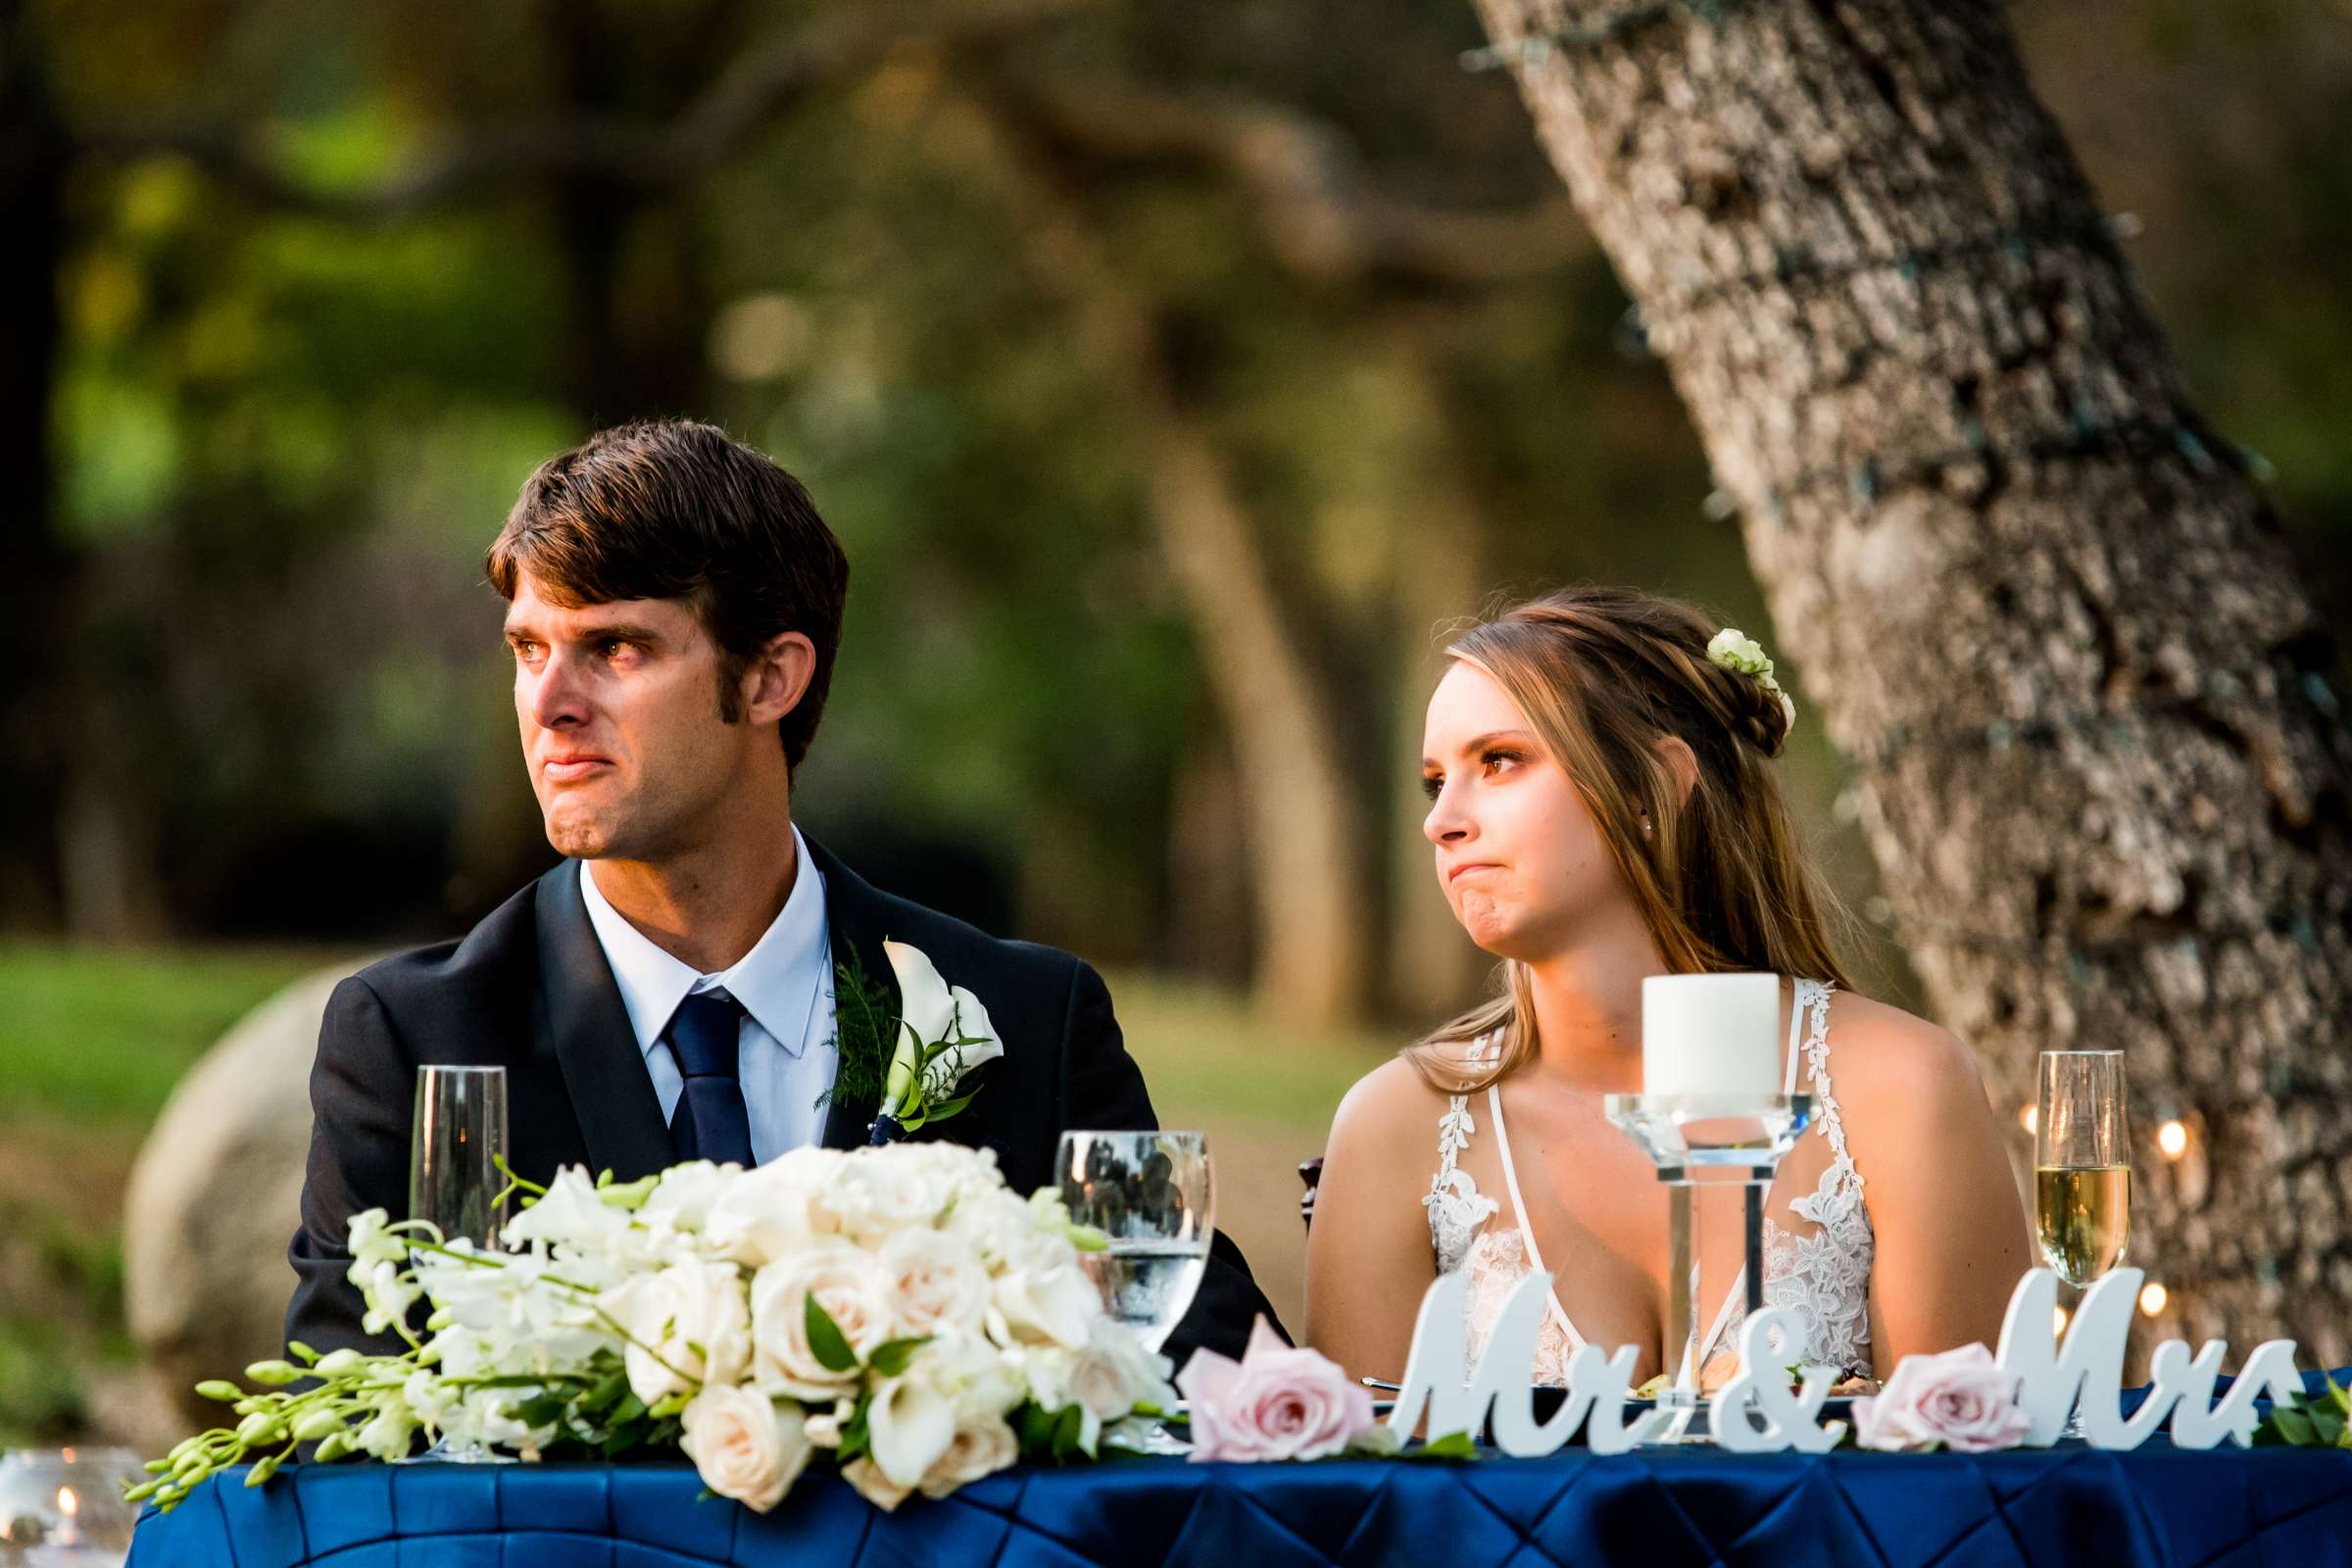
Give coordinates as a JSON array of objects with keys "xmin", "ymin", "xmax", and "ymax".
[
  {"xmin": 535, "ymin": 859, "xmax": 675, "ymax": 1180},
  {"xmin": 807, "ymin": 836, "xmax": 903, "ymax": 1151}
]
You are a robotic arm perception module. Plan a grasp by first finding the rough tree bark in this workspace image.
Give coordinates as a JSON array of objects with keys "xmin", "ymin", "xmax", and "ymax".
[{"xmin": 1469, "ymin": 0, "xmax": 2352, "ymax": 1353}]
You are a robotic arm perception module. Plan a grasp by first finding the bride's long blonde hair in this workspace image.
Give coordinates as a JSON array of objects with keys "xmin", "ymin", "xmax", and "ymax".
[{"xmin": 1405, "ymin": 587, "xmax": 1855, "ymax": 1094}]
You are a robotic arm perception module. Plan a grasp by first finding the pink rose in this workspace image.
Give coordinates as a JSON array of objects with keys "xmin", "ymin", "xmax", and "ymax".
[
  {"xmin": 1175, "ymin": 1317, "xmax": 1376, "ymax": 1462},
  {"xmin": 1852, "ymin": 1343, "xmax": 2033, "ymax": 1453}
]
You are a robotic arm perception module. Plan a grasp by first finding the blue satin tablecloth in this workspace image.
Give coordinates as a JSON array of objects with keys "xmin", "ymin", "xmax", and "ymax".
[{"xmin": 127, "ymin": 1443, "xmax": 2352, "ymax": 1568}]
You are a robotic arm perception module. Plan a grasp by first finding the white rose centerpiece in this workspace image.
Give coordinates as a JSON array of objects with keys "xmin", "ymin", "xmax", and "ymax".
[{"xmin": 136, "ymin": 1143, "xmax": 1169, "ymax": 1517}]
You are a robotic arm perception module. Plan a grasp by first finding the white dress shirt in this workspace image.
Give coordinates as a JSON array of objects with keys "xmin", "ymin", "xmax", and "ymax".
[{"xmin": 578, "ymin": 827, "xmax": 839, "ymax": 1161}]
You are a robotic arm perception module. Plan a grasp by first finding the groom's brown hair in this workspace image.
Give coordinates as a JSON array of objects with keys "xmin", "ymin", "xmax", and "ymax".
[{"xmin": 485, "ymin": 419, "xmax": 850, "ymax": 771}]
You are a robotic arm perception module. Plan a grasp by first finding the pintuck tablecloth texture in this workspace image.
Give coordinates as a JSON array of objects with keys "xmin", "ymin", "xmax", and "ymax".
[{"xmin": 127, "ymin": 1443, "xmax": 2352, "ymax": 1568}]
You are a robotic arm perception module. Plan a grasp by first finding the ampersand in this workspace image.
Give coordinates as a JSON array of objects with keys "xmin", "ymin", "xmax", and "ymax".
[{"xmin": 1708, "ymin": 1306, "xmax": 1844, "ymax": 1453}]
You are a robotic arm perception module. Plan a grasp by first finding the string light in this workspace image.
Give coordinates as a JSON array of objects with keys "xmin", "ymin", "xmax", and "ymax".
[
  {"xmin": 2138, "ymin": 1282, "xmax": 2168, "ymax": 1317},
  {"xmin": 2158, "ymin": 1120, "xmax": 2188, "ymax": 1159}
]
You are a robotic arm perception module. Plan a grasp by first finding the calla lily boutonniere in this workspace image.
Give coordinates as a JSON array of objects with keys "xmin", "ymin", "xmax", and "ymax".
[{"xmin": 868, "ymin": 940, "xmax": 1004, "ymax": 1144}]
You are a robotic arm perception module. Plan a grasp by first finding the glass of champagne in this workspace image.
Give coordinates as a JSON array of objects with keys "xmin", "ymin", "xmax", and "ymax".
[
  {"xmin": 2035, "ymin": 1050, "xmax": 2129, "ymax": 1437},
  {"xmin": 408, "ymin": 1064, "xmax": 512, "ymax": 1463},
  {"xmin": 1056, "ymin": 1129, "xmax": 1213, "ymax": 1354}
]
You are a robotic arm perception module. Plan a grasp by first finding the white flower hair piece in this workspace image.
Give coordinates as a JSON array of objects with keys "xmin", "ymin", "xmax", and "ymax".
[{"xmin": 1706, "ymin": 628, "xmax": 1798, "ymax": 739}]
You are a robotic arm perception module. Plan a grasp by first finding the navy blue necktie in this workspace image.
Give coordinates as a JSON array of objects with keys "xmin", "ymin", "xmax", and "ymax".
[{"xmin": 666, "ymin": 990, "xmax": 755, "ymax": 1166}]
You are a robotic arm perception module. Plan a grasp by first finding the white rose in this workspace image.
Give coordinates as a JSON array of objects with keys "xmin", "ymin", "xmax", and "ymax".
[
  {"xmin": 705, "ymin": 1148, "xmax": 842, "ymax": 1266},
  {"xmin": 749, "ymin": 1242, "xmax": 893, "ymax": 1399},
  {"xmin": 680, "ymin": 1385, "xmax": 812, "ymax": 1513},
  {"xmin": 879, "ymin": 1226, "xmax": 992, "ymax": 1338},
  {"xmin": 840, "ymin": 1456, "xmax": 913, "ymax": 1513},
  {"xmin": 1070, "ymin": 1319, "xmax": 1171, "ymax": 1419},
  {"xmin": 865, "ymin": 1366, "xmax": 957, "ymax": 1490},
  {"xmin": 987, "ymin": 1256, "xmax": 1101, "ymax": 1349},
  {"xmin": 910, "ymin": 1331, "xmax": 1025, "ymax": 1423},
  {"xmin": 641, "ymin": 1160, "xmax": 735, "ymax": 1232},
  {"xmin": 612, "ymin": 1259, "xmax": 752, "ymax": 1405},
  {"xmin": 824, "ymin": 1150, "xmax": 956, "ymax": 1241},
  {"xmin": 944, "ymin": 1187, "xmax": 1052, "ymax": 1272},
  {"xmin": 918, "ymin": 1414, "xmax": 1019, "ymax": 1498}
]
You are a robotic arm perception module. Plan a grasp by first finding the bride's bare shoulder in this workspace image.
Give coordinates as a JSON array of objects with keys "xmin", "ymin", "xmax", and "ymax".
[
  {"xmin": 1822, "ymin": 989, "xmax": 1991, "ymax": 1118},
  {"xmin": 1328, "ymin": 1053, "xmax": 1463, "ymax": 1145}
]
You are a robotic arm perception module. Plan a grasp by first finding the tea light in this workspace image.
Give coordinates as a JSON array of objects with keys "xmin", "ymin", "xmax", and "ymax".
[{"xmin": 1642, "ymin": 973, "xmax": 1782, "ymax": 1100}]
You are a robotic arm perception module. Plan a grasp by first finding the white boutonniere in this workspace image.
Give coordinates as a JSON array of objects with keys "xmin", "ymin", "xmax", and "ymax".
[{"xmin": 868, "ymin": 940, "xmax": 1004, "ymax": 1144}]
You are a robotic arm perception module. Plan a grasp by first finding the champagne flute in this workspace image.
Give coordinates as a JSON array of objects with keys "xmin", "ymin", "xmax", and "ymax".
[
  {"xmin": 408, "ymin": 1064, "xmax": 511, "ymax": 1463},
  {"xmin": 411, "ymin": 1064, "xmax": 511, "ymax": 1250},
  {"xmin": 2035, "ymin": 1050, "xmax": 2129, "ymax": 1439},
  {"xmin": 1056, "ymin": 1130, "xmax": 1213, "ymax": 1354}
]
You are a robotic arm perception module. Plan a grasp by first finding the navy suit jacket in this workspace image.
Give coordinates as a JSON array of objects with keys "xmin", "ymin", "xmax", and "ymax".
[{"xmin": 283, "ymin": 836, "xmax": 1283, "ymax": 1373}]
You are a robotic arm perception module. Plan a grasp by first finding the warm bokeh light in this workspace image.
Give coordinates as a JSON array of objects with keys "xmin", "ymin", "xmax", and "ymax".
[
  {"xmin": 2020, "ymin": 1104, "xmax": 2038, "ymax": 1136},
  {"xmin": 2158, "ymin": 1119, "xmax": 2189, "ymax": 1159},
  {"xmin": 2053, "ymin": 1304, "xmax": 2069, "ymax": 1335},
  {"xmin": 58, "ymin": 1485, "xmax": 78, "ymax": 1518},
  {"xmin": 2139, "ymin": 1282, "xmax": 2169, "ymax": 1317}
]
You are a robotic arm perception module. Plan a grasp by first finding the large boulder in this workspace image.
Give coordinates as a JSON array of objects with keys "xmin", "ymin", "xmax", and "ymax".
[{"xmin": 122, "ymin": 960, "xmax": 366, "ymax": 1426}]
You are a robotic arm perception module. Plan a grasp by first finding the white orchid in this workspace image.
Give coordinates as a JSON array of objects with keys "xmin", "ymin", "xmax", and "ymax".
[
  {"xmin": 144, "ymin": 1143, "xmax": 1165, "ymax": 1519},
  {"xmin": 876, "ymin": 941, "xmax": 1005, "ymax": 1133}
]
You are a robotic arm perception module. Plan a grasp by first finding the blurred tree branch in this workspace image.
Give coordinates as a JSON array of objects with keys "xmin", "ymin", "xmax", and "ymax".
[
  {"xmin": 70, "ymin": 0, "xmax": 1092, "ymax": 216},
  {"xmin": 1001, "ymin": 73, "xmax": 1589, "ymax": 284}
]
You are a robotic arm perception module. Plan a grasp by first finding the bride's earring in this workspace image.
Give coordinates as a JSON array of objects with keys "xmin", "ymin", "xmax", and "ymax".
[{"xmin": 1640, "ymin": 812, "xmax": 1653, "ymax": 839}]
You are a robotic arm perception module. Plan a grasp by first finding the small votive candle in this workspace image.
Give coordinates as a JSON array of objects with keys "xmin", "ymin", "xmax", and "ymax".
[{"xmin": 1641, "ymin": 973, "xmax": 1782, "ymax": 1100}]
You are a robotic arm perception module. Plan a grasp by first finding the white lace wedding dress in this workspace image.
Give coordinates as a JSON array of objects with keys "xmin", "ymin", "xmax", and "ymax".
[{"xmin": 1424, "ymin": 977, "xmax": 1874, "ymax": 1383}]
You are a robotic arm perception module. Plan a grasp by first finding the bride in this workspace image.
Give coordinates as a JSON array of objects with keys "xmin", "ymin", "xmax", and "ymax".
[{"xmin": 1305, "ymin": 588, "xmax": 2028, "ymax": 1391}]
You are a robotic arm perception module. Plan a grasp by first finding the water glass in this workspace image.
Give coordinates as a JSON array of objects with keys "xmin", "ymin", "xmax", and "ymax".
[
  {"xmin": 410, "ymin": 1064, "xmax": 510, "ymax": 1250},
  {"xmin": 1054, "ymin": 1130, "xmax": 1213, "ymax": 1354}
]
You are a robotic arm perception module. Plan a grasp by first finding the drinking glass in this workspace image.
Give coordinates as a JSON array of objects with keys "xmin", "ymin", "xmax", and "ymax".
[
  {"xmin": 408, "ymin": 1065, "xmax": 511, "ymax": 1464},
  {"xmin": 1055, "ymin": 1131, "xmax": 1213, "ymax": 1354},
  {"xmin": 410, "ymin": 1065, "xmax": 510, "ymax": 1250},
  {"xmin": 2035, "ymin": 1050, "xmax": 2129, "ymax": 1438}
]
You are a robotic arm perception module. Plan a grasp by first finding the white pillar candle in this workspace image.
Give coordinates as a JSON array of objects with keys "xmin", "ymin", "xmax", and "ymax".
[{"xmin": 1642, "ymin": 973, "xmax": 1782, "ymax": 1100}]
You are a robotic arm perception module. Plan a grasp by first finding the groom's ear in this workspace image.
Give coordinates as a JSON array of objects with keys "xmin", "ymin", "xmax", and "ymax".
[{"xmin": 742, "ymin": 630, "xmax": 818, "ymax": 729}]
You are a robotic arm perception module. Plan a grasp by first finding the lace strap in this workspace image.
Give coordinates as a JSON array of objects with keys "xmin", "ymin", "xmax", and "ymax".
[
  {"xmin": 1435, "ymin": 1093, "xmax": 1474, "ymax": 1181},
  {"xmin": 1796, "ymin": 979, "xmax": 1865, "ymax": 1208}
]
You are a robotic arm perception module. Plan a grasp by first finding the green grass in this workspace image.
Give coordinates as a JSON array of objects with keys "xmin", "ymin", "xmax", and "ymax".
[
  {"xmin": 1106, "ymin": 970, "xmax": 1389, "ymax": 1131},
  {"xmin": 0, "ymin": 943, "xmax": 339, "ymax": 1130}
]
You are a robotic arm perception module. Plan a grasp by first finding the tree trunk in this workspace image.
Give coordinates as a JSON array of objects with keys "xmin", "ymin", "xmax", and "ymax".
[
  {"xmin": 0, "ymin": 0, "xmax": 70, "ymax": 929},
  {"xmin": 1470, "ymin": 0, "xmax": 2352, "ymax": 1354},
  {"xmin": 967, "ymin": 102, "xmax": 1376, "ymax": 1027}
]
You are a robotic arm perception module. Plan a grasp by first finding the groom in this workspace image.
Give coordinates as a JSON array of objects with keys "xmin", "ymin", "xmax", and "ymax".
[{"xmin": 284, "ymin": 419, "xmax": 1280, "ymax": 1371}]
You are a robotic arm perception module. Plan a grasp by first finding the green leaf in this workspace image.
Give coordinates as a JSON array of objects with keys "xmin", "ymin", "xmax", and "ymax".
[
  {"xmin": 1051, "ymin": 1403, "xmax": 1085, "ymax": 1459},
  {"xmin": 868, "ymin": 1337, "xmax": 929, "ymax": 1378},
  {"xmin": 610, "ymin": 1392, "xmax": 647, "ymax": 1429},
  {"xmin": 924, "ymin": 1090, "xmax": 978, "ymax": 1123},
  {"xmin": 1404, "ymin": 1430, "xmax": 1480, "ymax": 1461},
  {"xmin": 806, "ymin": 1292, "xmax": 858, "ymax": 1374},
  {"xmin": 1016, "ymin": 1401, "xmax": 1057, "ymax": 1454},
  {"xmin": 511, "ymin": 1393, "xmax": 569, "ymax": 1429},
  {"xmin": 580, "ymin": 1370, "xmax": 629, "ymax": 1415},
  {"xmin": 2326, "ymin": 1375, "xmax": 2350, "ymax": 1418},
  {"xmin": 288, "ymin": 1342, "xmax": 319, "ymax": 1366},
  {"xmin": 2275, "ymin": 1404, "xmax": 2318, "ymax": 1446},
  {"xmin": 837, "ymin": 1394, "xmax": 874, "ymax": 1464}
]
